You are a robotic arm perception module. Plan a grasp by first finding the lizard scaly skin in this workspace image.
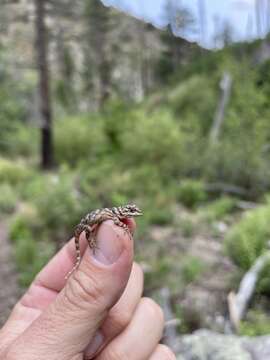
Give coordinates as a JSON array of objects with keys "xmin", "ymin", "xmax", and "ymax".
[{"xmin": 66, "ymin": 204, "xmax": 142, "ymax": 278}]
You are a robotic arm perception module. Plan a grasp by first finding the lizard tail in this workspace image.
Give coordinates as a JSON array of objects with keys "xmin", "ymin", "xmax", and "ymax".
[
  {"xmin": 65, "ymin": 229, "xmax": 82, "ymax": 280},
  {"xmin": 74, "ymin": 233, "xmax": 81, "ymax": 269}
]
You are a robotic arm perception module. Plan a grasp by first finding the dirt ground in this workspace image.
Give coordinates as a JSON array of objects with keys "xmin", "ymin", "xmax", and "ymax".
[{"xmin": 0, "ymin": 222, "xmax": 21, "ymax": 327}]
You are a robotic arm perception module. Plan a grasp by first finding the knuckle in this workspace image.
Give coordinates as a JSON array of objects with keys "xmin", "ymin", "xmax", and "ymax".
[
  {"xmin": 109, "ymin": 307, "xmax": 132, "ymax": 332},
  {"xmin": 141, "ymin": 297, "xmax": 165, "ymax": 325},
  {"xmin": 66, "ymin": 269, "xmax": 105, "ymax": 310},
  {"xmin": 155, "ymin": 344, "xmax": 176, "ymax": 359}
]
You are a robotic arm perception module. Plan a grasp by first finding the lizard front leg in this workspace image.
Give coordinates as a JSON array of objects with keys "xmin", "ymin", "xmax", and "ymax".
[{"xmin": 112, "ymin": 217, "xmax": 132, "ymax": 240}]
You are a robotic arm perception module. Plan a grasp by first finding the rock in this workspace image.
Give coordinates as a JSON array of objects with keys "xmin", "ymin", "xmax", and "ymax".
[
  {"xmin": 176, "ymin": 330, "xmax": 252, "ymax": 360},
  {"xmin": 177, "ymin": 356, "xmax": 185, "ymax": 360},
  {"xmin": 173, "ymin": 330, "xmax": 270, "ymax": 359},
  {"xmin": 243, "ymin": 336, "xmax": 270, "ymax": 360}
]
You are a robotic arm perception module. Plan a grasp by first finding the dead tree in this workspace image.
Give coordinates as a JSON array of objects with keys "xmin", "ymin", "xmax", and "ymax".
[
  {"xmin": 210, "ymin": 72, "xmax": 232, "ymax": 144},
  {"xmin": 228, "ymin": 251, "xmax": 270, "ymax": 331},
  {"xmin": 35, "ymin": 0, "xmax": 54, "ymax": 169}
]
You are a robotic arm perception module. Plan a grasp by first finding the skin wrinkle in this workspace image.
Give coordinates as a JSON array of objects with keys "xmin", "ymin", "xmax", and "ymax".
[
  {"xmin": 67, "ymin": 268, "xmax": 106, "ymax": 310},
  {"xmin": 15, "ymin": 305, "xmax": 86, "ymax": 360}
]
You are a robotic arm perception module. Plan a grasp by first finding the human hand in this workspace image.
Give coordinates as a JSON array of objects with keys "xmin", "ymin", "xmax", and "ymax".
[{"xmin": 0, "ymin": 219, "xmax": 175, "ymax": 359}]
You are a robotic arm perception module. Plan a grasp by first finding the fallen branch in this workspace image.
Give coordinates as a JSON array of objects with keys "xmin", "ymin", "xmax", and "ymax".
[
  {"xmin": 235, "ymin": 200, "xmax": 258, "ymax": 211},
  {"xmin": 205, "ymin": 182, "xmax": 248, "ymax": 197},
  {"xmin": 228, "ymin": 251, "xmax": 270, "ymax": 331}
]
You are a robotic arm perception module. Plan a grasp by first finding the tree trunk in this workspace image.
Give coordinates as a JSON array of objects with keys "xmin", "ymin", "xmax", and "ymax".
[
  {"xmin": 210, "ymin": 72, "xmax": 232, "ymax": 144},
  {"xmin": 228, "ymin": 251, "xmax": 270, "ymax": 332},
  {"xmin": 35, "ymin": 0, "xmax": 54, "ymax": 169}
]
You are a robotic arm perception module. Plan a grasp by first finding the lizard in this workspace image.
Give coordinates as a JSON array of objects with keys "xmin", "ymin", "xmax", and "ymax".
[{"xmin": 66, "ymin": 204, "xmax": 142, "ymax": 278}]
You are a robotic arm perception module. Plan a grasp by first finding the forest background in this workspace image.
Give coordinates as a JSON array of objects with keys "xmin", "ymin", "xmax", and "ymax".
[{"xmin": 2, "ymin": 0, "xmax": 270, "ymax": 345}]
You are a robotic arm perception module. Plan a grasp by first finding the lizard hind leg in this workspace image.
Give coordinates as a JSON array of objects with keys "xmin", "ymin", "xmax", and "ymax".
[{"xmin": 85, "ymin": 225, "xmax": 99, "ymax": 255}]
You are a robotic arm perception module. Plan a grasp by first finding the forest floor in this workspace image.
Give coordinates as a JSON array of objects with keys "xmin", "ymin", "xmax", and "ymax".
[
  {"xmin": 0, "ymin": 222, "xmax": 21, "ymax": 327},
  {"xmin": 141, "ymin": 206, "xmax": 238, "ymax": 331}
]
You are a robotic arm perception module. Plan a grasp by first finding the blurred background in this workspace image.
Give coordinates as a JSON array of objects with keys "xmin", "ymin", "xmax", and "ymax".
[{"xmin": 2, "ymin": 0, "xmax": 270, "ymax": 358}]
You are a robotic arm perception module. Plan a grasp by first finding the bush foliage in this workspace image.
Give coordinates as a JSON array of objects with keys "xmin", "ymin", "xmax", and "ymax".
[
  {"xmin": 225, "ymin": 203, "xmax": 270, "ymax": 270},
  {"xmin": 177, "ymin": 180, "xmax": 207, "ymax": 209}
]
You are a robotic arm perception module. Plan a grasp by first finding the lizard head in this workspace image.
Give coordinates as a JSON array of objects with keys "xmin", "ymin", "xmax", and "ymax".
[{"xmin": 120, "ymin": 204, "xmax": 143, "ymax": 217}]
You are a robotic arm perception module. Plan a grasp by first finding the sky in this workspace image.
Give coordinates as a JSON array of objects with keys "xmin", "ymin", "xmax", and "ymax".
[{"xmin": 100, "ymin": 0, "xmax": 269, "ymax": 48}]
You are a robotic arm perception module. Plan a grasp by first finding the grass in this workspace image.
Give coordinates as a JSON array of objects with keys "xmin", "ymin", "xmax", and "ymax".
[{"xmin": 239, "ymin": 310, "xmax": 270, "ymax": 336}]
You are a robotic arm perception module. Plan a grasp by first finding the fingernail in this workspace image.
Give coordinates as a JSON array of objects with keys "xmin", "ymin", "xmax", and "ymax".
[
  {"xmin": 92, "ymin": 222, "xmax": 125, "ymax": 265},
  {"xmin": 85, "ymin": 331, "xmax": 104, "ymax": 358}
]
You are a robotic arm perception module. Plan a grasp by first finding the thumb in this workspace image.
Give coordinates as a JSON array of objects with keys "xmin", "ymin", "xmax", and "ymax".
[{"xmin": 9, "ymin": 220, "xmax": 133, "ymax": 360}]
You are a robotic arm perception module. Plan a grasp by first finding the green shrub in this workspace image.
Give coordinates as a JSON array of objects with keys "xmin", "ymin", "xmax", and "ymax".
[
  {"xmin": 177, "ymin": 179, "xmax": 207, "ymax": 209},
  {"xmin": 10, "ymin": 209, "xmax": 55, "ymax": 287},
  {"xmin": 181, "ymin": 256, "xmax": 206, "ymax": 284},
  {"xmin": 0, "ymin": 183, "xmax": 18, "ymax": 214},
  {"xmin": 256, "ymin": 260, "xmax": 270, "ymax": 294},
  {"xmin": 15, "ymin": 168, "xmax": 86, "ymax": 242},
  {"xmin": 9, "ymin": 205, "xmax": 55, "ymax": 287},
  {"xmin": 79, "ymin": 161, "xmax": 131, "ymax": 208},
  {"xmin": 9, "ymin": 205, "xmax": 42, "ymax": 243},
  {"xmin": 142, "ymin": 189, "xmax": 175, "ymax": 226},
  {"xmin": 15, "ymin": 236, "xmax": 55, "ymax": 288},
  {"xmin": 167, "ymin": 75, "xmax": 217, "ymax": 134},
  {"xmin": 202, "ymin": 196, "xmax": 236, "ymax": 222},
  {"xmin": 225, "ymin": 204, "xmax": 270, "ymax": 270},
  {"xmin": 5, "ymin": 124, "xmax": 38, "ymax": 158},
  {"xmin": 19, "ymin": 172, "xmax": 52, "ymax": 201},
  {"xmin": 120, "ymin": 110, "xmax": 185, "ymax": 178},
  {"xmin": 203, "ymin": 126, "xmax": 270, "ymax": 197},
  {"xmin": 0, "ymin": 158, "xmax": 33, "ymax": 186},
  {"xmin": 15, "ymin": 236, "xmax": 38, "ymax": 269},
  {"xmin": 33, "ymin": 172, "xmax": 81, "ymax": 240},
  {"xmin": 240, "ymin": 310, "xmax": 270, "ymax": 336},
  {"xmin": 55, "ymin": 115, "xmax": 106, "ymax": 166},
  {"xmin": 145, "ymin": 207, "xmax": 173, "ymax": 226}
]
